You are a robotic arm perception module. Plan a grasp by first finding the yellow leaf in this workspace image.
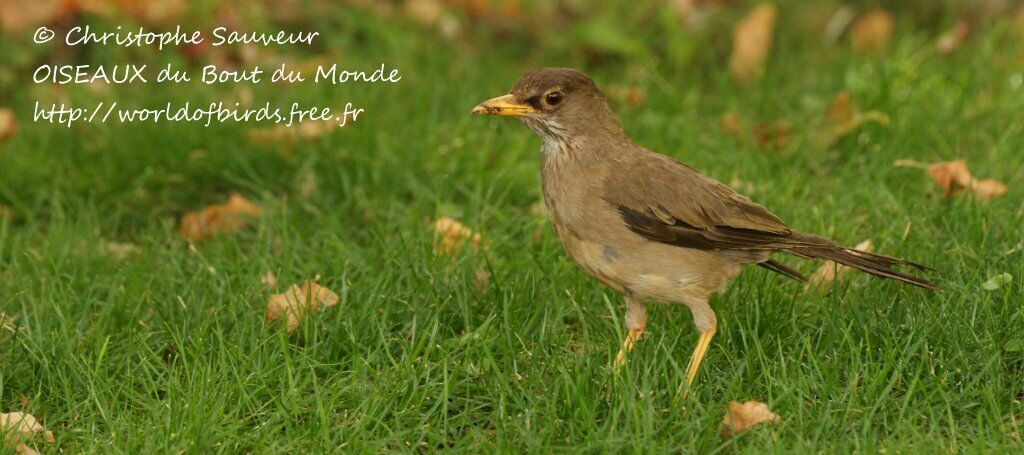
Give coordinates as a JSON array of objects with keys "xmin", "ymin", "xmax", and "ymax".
[
  {"xmin": 730, "ymin": 3, "xmax": 777, "ymax": 84},
  {"xmin": 1, "ymin": 412, "xmax": 54, "ymax": 448},
  {"xmin": 850, "ymin": 8, "xmax": 893, "ymax": 54},
  {"xmin": 433, "ymin": 216, "xmax": 482, "ymax": 255},
  {"xmin": 818, "ymin": 91, "xmax": 889, "ymax": 147},
  {"xmin": 971, "ymin": 179, "xmax": 1007, "ymax": 201},
  {"xmin": 261, "ymin": 270, "xmax": 278, "ymax": 289},
  {"xmin": 265, "ymin": 280, "xmax": 339, "ymax": 332},
  {"xmin": 719, "ymin": 401, "xmax": 780, "ymax": 439},
  {"xmin": 178, "ymin": 193, "xmax": 261, "ymax": 240},
  {"xmin": 0, "ymin": 109, "xmax": 16, "ymax": 143}
]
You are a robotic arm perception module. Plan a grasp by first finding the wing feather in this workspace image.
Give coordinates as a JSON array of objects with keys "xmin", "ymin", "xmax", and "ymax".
[{"xmin": 604, "ymin": 151, "xmax": 792, "ymax": 251}]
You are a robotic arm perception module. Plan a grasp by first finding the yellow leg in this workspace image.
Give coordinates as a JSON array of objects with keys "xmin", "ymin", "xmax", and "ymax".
[
  {"xmin": 614, "ymin": 327, "xmax": 645, "ymax": 368},
  {"xmin": 615, "ymin": 296, "xmax": 648, "ymax": 368},
  {"xmin": 676, "ymin": 323, "xmax": 716, "ymax": 400}
]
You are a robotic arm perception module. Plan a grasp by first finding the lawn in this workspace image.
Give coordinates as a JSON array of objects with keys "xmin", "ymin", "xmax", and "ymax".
[{"xmin": 1, "ymin": 1, "xmax": 1023, "ymax": 452}]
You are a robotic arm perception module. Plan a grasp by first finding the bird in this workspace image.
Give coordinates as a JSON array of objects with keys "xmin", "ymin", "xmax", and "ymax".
[{"xmin": 472, "ymin": 68, "xmax": 939, "ymax": 398}]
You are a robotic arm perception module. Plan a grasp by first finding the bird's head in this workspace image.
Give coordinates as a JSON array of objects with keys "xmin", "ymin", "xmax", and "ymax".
[{"xmin": 472, "ymin": 68, "xmax": 624, "ymax": 147}]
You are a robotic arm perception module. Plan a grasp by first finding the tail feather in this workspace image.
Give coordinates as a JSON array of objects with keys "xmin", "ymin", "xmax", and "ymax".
[
  {"xmin": 758, "ymin": 259, "xmax": 807, "ymax": 282},
  {"xmin": 784, "ymin": 233, "xmax": 941, "ymax": 291}
]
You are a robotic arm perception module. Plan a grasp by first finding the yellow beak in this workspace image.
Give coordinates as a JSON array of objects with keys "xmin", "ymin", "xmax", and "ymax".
[{"xmin": 471, "ymin": 94, "xmax": 537, "ymax": 116}]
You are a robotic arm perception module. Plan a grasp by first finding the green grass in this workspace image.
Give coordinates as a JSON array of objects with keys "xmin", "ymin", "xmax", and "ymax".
[{"xmin": 2, "ymin": 2, "xmax": 1023, "ymax": 452}]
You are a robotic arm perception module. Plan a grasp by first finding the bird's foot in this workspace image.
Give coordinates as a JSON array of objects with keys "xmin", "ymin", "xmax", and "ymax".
[{"xmin": 614, "ymin": 327, "xmax": 646, "ymax": 368}]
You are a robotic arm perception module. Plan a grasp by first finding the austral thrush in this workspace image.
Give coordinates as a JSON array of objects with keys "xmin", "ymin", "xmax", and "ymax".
[{"xmin": 472, "ymin": 68, "xmax": 938, "ymax": 398}]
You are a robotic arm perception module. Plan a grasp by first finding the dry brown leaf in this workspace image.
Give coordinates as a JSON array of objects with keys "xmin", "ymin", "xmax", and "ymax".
[
  {"xmin": 265, "ymin": 280, "xmax": 339, "ymax": 332},
  {"xmin": 925, "ymin": 160, "xmax": 972, "ymax": 199},
  {"xmin": 261, "ymin": 270, "xmax": 278, "ymax": 289},
  {"xmin": 0, "ymin": 109, "xmax": 16, "ymax": 143},
  {"xmin": 1, "ymin": 412, "xmax": 54, "ymax": 448},
  {"xmin": 0, "ymin": 0, "xmax": 62, "ymax": 33},
  {"xmin": 850, "ymin": 8, "xmax": 894, "ymax": 53},
  {"xmin": 937, "ymin": 20, "xmax": 969, "ymax": 54},
  {"xmin": 971, "ymin": 179, "xmax": 1008, "ymax": 201},
  {"xmin": 719, "ymin": 112, "xmax": 745, "ymax": 140},
  {"xmin": 730, "ymin": 3, "xmax": 777, "ymax": 84},
  {"xmin": 896, "ymin": 159, "xmax": 1007, "ymax": 201},
  {"xmin": 752, "ymin": 121, "xmax": 790, "ymax": 149},
  {"xmin": 178, "ymin": 193, "xmax": 260, "ymax": 240},
  {"xmin": 819, "ymin": 92, "xmax": 889, "ymax": 146},
  {"xmin": 805, "ymin": 239, "xmax": 873, "ymax": 292},
  {"xmin": 404, "ymin": 0, "xmax": 443, "ymax": 26},
  {"xmin": 719, "ymin": 401, "xmax": 780, "ymax": 439},
  {"xmin": 606, "ymin": 85, "xmax": 646, "ymax": 109},
  {"xmin": 433, "ymin": 216, "xmax": 481, "ymax": 255}
]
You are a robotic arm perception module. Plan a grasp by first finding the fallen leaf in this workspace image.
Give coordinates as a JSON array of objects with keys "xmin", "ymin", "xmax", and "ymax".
[
  {"xmin": 0, "ymin": 412, "xmax": 54, "ymax": 448},
  {"xmin": 606, "ymin": 85, "xmax": 646, "ymax": 109},
  {"xmin": 16, "ymin": 442, "xmax": 40, "ymax": 455},
  {"xmin": 981, "ymin": 272, "xmax": 1012, "ymax": 291},
  {"xmin": 265, "ymin": 280, "xmax": 339, "ymax": 332},
  {"xmin": 178, "ymin": 193, "xmax": 260, "ymax": 240},
  {"xmin": 752, "ymin": 121, "xmax": 790, "ymax": 149},
  {"xmin": 818, "ymin": 91, "xmax": 889, "ymax": 147},
  {"xmin": 805, "ymin": 239, "xmax": 873, "ymax": 292},
  {"xmin": 0, "ymin": 109, "xmax": 16, "ymax": 143},
  {"xmin": 937, "ymin": 20, "xmax": 969, "ymax": 54},
  {"xmin": 719, "ymin": 112, "xmax": 746, "ymax": 140},
  {"xmin": 850, "ymin": 8, "xmax": 894, "ymax": 53},
  {"xmin": 719, "ymin": 401, "xmax": 780, "ymax": 439},
  {"xmin": 729, "ymin": 3, "xmax": 777, "ymax": 84},
  {"xmin": 925, "ymin": 160, "xmax": 973, "ymax": 199},
  {"xmin": 261, "ymin": 270, "xmax": 278, "ymax": 289},
  {"xmin": 433, "ymin": 216, "xmax": 481, "ymax": 255},
  {"xmin": 897, "ymin": 159, "xmax": 1008, "ymax": 201},
  {"xmin": 971, "ymin": 179, "xmax": 1007, "ymax": 201},
  {"xmin": 0, "ymin": 0, "xmax": 61, "ymax": 33},
  {"xmin": 404, "ymin": 0, "xmax": 444, "ymax": 27}
]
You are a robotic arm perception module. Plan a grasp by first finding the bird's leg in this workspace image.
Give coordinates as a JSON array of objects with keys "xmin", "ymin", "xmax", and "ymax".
[
  {"xmin": 614, "ymin": 295, "xmax": 647, "ymax": 368},
  {"xmin": 676, "ymin": 299, "xmax": 717, "ymax": 400}
]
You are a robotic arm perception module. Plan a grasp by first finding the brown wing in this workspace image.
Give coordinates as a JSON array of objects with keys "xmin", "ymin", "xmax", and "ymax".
[
  {"xmin": 603, "ymin": 151, "xmax": 940, "ymax": 289},
  {"xmin": 603, "ymin": 151, "xmax": 793, "ymax": 252}
]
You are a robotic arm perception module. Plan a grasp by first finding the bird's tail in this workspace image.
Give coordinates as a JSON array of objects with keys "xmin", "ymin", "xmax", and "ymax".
[{"xmin": 784, "ymin": 233, "xmax": 941, "ymax": 291}]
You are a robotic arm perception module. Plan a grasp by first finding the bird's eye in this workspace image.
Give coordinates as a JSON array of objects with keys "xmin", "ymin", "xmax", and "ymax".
[{"xmin": 545, "ymin": 91, "xmax": 564, "ymax": 106}]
